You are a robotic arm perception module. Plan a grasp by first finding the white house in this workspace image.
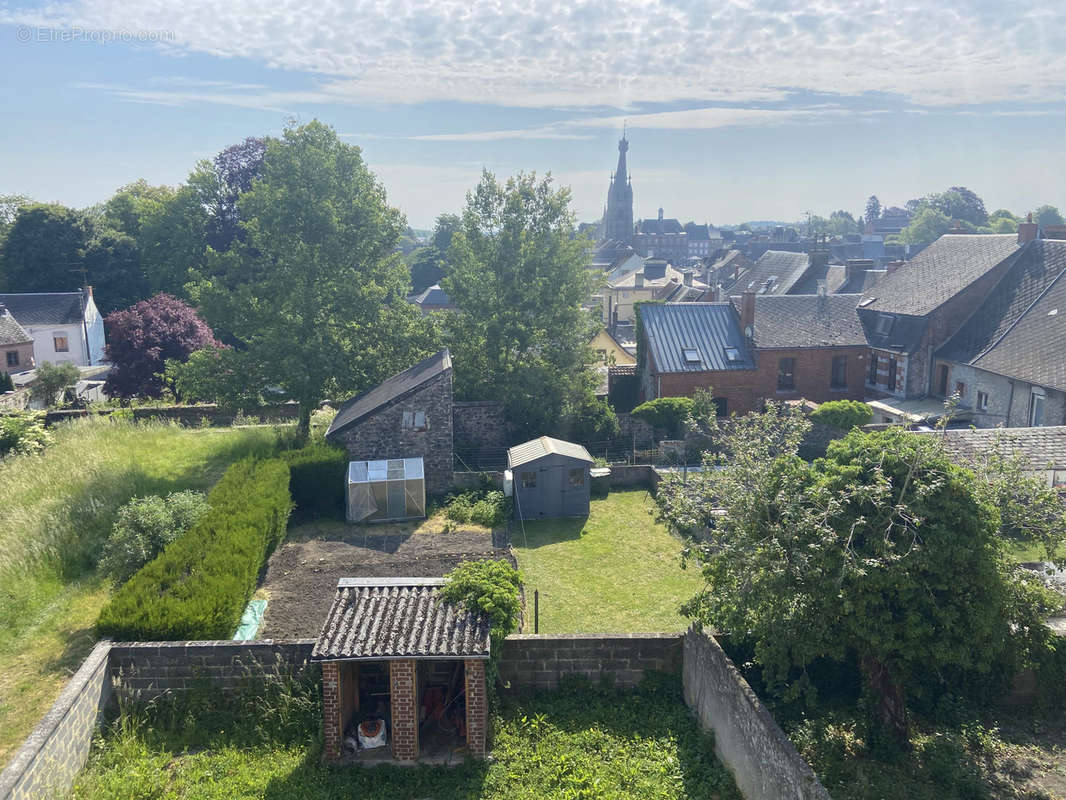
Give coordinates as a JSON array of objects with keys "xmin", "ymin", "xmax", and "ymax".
[{"xmin": 0, "ymin": 288, "xmax": 106, "ymax": 368}]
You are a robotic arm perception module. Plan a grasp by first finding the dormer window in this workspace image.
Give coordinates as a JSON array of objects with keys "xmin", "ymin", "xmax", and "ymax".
[
  {"xmin": 875, "ymin": 313, "xmax": 894, "ymax": 335},
  {"xmin": 682, "ymin": 348, "xmax": 701, "ymax": 364}
]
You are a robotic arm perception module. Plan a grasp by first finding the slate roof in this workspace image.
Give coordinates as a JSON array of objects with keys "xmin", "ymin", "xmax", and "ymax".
[
  {"xmin": 312, "ymin": 578, "xmax": 490, "ymax": 661},
  {"xmin": 326, "ymin": 349, "xmax": 451, "ymax": 438},
  {"xmin": 937, "ymin": 240, "xmax": 1066, "ymax": 391},
  {"xmin": 508, "ymin": 436, "xmax": 593, "ymax": 468},
  {"xmin": 836, "ymin": 267, "xmax": 885, "ymax": 295},
  {"xmin": 0, "ymin": 292, "xmax": 87, "ymax": 325},
  {"xmin": 859, "ymin": 308, "xmax": 930, "ymax": 355},
  {"xmin": 411, "ymin": 284, "xmax": 452, "ymax": 307},
  {"xmin": 637, "ymin": 217, "xmax": 684, "ymax": 235},
  {"xmin": 0, "ymin": 307, "xmax": 33, "ymax": 346},
  {"xmin": 858, "ymin": 234, "xmax": 1021, "ymax": 316},
  {"xmin": 750, "ymin": 294, "xmax": 866, "ymax": 349},
  {"xmin": 609, "ymin": 263, "xmax": 702, "ymax": 289},
  {"xmin": 919, "ymin": 426, "xmax": 1066, "ymax": 471},
  {"xmin": 640, "ymin": 302, "xmax": 755, "ymax": 373},
  {"xmin": 789, "ymin": 263, "xmax": 847, "ymax": 295},
  {"xmin": 738, "ymin": 251, "xmax": 810, "ymax": 295}
]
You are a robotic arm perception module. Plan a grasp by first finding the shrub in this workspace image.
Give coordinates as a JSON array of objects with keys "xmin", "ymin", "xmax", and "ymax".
[
  {"xmin": 632, "ymin": 396, "xmax": 694, "ymax": 438},
  {"xmin": 281, "ymin": 443, "xmax": 346, "ymax": 514},
  {"xmin": 30, "ymin": 361, "xmax": 80, "ymax": 408},
  {"xmin": 565, "ymin": 393, "xmax": 620, "ymax": 443},
  {"xmin": 809, "ymin": 399, "xmax": 873, "ymax": 430},
  {"xmin": 444, "ymin": 489, "xmax": 511, "ymax": 527},
  {"xmin": 98, "ymin": 491, "xmax": 209, "ymax": 586},
  {"xmin": 0, "ymin": 372, "xmax": 13, "ymax": 392},
  {"xmin": 0, "ymin": 411, "xmax": 51, "ymax": 457},
  {"xmin": 97, "ymin": 457, "xmax": 291, "ymax": 640}
]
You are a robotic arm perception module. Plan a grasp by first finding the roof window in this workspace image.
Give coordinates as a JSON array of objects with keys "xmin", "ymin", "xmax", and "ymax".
[
  {"xmin": 724, "ymin": 347, "xmax": 741, "ymax": 362},
  {"xmin": 682, "ymin": 347, "xmax": 701, "ymax": 363}
]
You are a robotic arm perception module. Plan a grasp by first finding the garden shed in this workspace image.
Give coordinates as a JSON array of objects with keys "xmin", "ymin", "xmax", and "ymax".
[
  {"xmin": 507, "ymin": 436, "xmax": 594, "ymax": 519},
  {"xmin": 313, "ymin": 578, "xmax": 490, "ymax": 763},
  {"xmin": 346, "ymin": 457, "xmax": 426, "ymax": 523}
]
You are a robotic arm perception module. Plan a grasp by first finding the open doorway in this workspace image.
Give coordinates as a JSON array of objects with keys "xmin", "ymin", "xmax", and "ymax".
[{"xmin": 417, "ymin": 660, "xmax": 469, "ymax": 759}]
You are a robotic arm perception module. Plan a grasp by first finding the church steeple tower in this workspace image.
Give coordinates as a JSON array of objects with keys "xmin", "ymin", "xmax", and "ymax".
[{"xmin": 602, "ymin": 132, "xmax": 634, "ymax": 244}]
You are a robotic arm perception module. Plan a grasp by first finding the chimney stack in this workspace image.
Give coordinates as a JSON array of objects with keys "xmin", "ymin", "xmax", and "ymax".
[
  {"xmin": 1018, "ymin": 213, "xmax": 1039, "ymax": 245},
  {"xmin": 885, "ymin": 260, "xmax": 905, "ymax": 276},
  {"xmin": 683, "ymin": 271, "xmax": 693, "ymax": 287},
  {"xmin": 740, "ymin": 289, "xmax": 756, "ymax": 334}
]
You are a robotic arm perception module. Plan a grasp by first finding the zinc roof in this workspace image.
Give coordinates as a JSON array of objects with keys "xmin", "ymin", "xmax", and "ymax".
[{"xmin": 507, "ymin": 436, "xmax": 594, "ymax": 468}]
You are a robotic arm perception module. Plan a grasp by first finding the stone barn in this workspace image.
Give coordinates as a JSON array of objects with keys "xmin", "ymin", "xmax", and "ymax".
[
  {"xmin": 508, "ymin": 436, "xmax": 594, "ymax": 519},
  {"xmin": 314, "ymin": 578, "xmax": 489, "ymax": 763},
  {"xmin": 326, "ymin": 350, "xmax": 454, "ymax": 495}
]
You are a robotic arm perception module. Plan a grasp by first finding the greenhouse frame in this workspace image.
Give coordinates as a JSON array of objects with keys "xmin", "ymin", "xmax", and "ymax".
[{"xmin": 346, "ymin": 458, "xmax": 426, "ymax": 523}]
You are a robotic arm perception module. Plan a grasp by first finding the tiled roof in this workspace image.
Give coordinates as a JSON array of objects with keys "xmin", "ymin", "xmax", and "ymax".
[
  {"xmin": 640, "ymin": 302, "xmax": 755, "ymax": 373},
  {"xmin": 789, "ymin": 263, "xmax": 847, "ymax": 296},
  {"xmin": 508, "ymin": 436, "xmax": 593, "ymax": 468},
  {"xmin": 0, "ymin": 308, "xmax": 33, "ymax": 346},
  {"xmin": 837, "ymin": 268, "xmax": 885, "ymax": 295},
  {"xmin": 609, "ymin": 263, "xmax": 703, "ymax": 289},
  {"xmin": 312, "ymin": 578, "xmax": 491, "ymax": 661},
  {"xmin": 738, "ymin": 251, "xmax": 810, "ymax": 295},
  {"xmin": 751, "ymin": 294, "xmax": 866, "ymax": 349},
  {"xmin": 411, "ymin": 284, "xmax": 452, "ymax": 306},
  {"xmin": 0, "ymin": 292, "xmax": 87, "ymax": 325},
  {"xmin": 859, "ymin": 234, "xmax": 1021, "ymax": 316},
  {"xmin": 937, "ymin": 240, "xmax": 1066, "ymax": 391},
  {"xmin": 918, "ymin": 426, "xmax": 1066, "ymax": 471},
  {"xmin": 326, "ymin": 349, "xmax": 451, "ymax": 438}
]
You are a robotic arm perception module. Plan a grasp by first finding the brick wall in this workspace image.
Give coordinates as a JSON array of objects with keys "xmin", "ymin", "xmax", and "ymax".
[
  {"xmin": 682, "ymin": 625, "xmax": 830, "ymax": 800},
  {"xmin": 868, "ymin": 348, "xmax": 908, "ymax": 397},
  {"xmin": 331, "ymin": 369, "xmax": 454, "ymax": 494},
  {"xmin": 498, "ymin": 633, "xmax": 682, "ymax": 691},
  {"xmin": 0, "ymin": 641, "xmax": 112, "ymax": 800},
  {"xmin": 452, "ymin": 401, "xmax": 507, "ymax": 449},
  {"xmin": 389, "ymin": 660, "xmax": 418, "ymax": 760},
  {"xmin": 322, "ymin": 661, "xmax": 342, "ymax": 760},
  {"xmin": 464, "ymin": 659, "xmax": 487, "ymax": 756}
]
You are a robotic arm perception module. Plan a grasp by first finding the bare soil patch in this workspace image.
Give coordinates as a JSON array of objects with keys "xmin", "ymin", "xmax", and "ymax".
[{"xmin": 258, "ymin": 516, "xmax": 512, "ymax": 639}]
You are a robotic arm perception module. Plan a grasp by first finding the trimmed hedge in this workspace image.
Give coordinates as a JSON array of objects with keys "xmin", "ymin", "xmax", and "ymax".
[
  {"xmin": 282, "ymin": 443, "xmax": 346, "ymax": 514},
  {"xmin": 809, "ymin": 399, "xmax": 873, "ymax": 430},
  {"xmin": 97, "ymin": 457, "xmax": 292, "ymax": 641}
]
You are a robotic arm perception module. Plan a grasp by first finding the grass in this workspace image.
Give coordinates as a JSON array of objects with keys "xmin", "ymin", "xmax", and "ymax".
[
  {"xmin": 511, "ymin": 489, "xmax": 703, "ymax": 633},
  {"xmin": 0, "ymin": 416, "xmax": 280, "ymax": 768},
  {"xmin": 71, "ymin": 676, "xmax": 740, "ymax": 800}
]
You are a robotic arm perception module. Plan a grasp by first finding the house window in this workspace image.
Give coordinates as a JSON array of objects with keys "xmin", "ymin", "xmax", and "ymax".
[
  {"xmin": 568, "ymin": 468, "xmax": 585, "ymax": 487},
  {"xmin": 937, "ymin": 364, "xmax": 949, "ymax": 396},
  {"xmin": 875, "ymin": 313, "xmax": 894, "ymax": 336},
  {"xmin": 713, "ymin": 397, "xmax": 728, "ymax": 417},
  {"xmin": 976, "ymin": 391, "xmax": 989, "ymax": 411},
  {"xmin": 401, "ymin": 410, "xmax": 428, "ymax": 431},
  {"xmin": 521, "ymin": 471, "xmax": 537, "ymax": 489},
  {"xmin": 1030, "ymin": 389, "xmax": 1046, "ymax": 427},
  {"xmin": 886, "ymin": 357, "xmax": 898, "ymax": 391},
  {"xmin": 867, "ymin": 353, "xmax": 879, "ymax": 385},
  {"xmin": 777, "ymin": 357, "xmax": 796, "ymax": 391},
  {"xmin": 682, "ymin": 348, "xmax": 701, "ymax": 364},
  {"xmin": 53, "ymin": 335, "xmax": 69, "ymax": 353},
  {"xmin": 831, "ymin": 355, "xmax": 847, "ymax": 390},
  {"xmin": 597, "ymin": 348, "xmax": 608, "ymax": 363},
  {"xmin": 954, "ymin": 381, "xmax": 965, "ymax": 399},
  {"xmin": 5, "ymin": 351, "xmax": 17, "ymax": 367}
]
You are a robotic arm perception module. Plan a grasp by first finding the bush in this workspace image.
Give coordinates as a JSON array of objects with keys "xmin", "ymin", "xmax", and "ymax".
[
  {"xmin": 0, "ymin": 372, "xmax": 13, "ymax": 392},
  {"xmin": 97, "ymin": 457, "xmax": 292, "ymax": 640},
  {"xmin": 281, "ymin": 443, "xmax": 347, "ymax": 514},
  {"xmin": 565, "ymin": 394, "xmax": 620, "ymax": 443},
  {"xmin": 98, "ymin": 491, "xmax": 210, "ymax": 586},
  {"xmin": 809, "ymin": 399, "xmax": 873, "ymax": 430},
  {"xmin": 30, "ymin": 361, "xmax": 80, "ymax": 408},
  {"xmin": 0, "ymin": 411, "xmax": 51, "ymax": 457},
  {"xmin": 444, "ymin": 489, "xmax": 511, "ymax": 527},
  {"xmin": 632, "ymin": 396, "xmax": 694, "ymax": 438}
]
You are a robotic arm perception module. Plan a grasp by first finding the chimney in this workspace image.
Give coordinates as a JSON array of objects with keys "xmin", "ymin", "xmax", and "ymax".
[
  {"xmin": 634, "ymin": 272, "xmax": 644, "ymax": 288},
  {"xmin": 817, "ymin": 279, "xmax": 828, "ymax": 297},
  {"xmin": 885, "ymin": 260, "xmax": 905, "ymax": 276},
  {"xmin": 1018, "ymin": 213, "xmax": 1039, "ymax": 245},
  {"xmin": 683, "ymin": 271, "xmax": 693, "ymax": 287},
  {"xmin": 845, "ymin": 258, "xmax": 874, "ymax": 285},
  {"xmin": 740, "ymin": 289, "xmax": 756, "ymax": 334},
  {"xmin": 658, "ymin": 207, "xmax": 664, "ymax": 222}
]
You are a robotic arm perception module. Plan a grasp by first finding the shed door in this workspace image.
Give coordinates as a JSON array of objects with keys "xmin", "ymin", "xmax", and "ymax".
[{"xmin": 560, "ymin": 464, "xmax": 589, "ymax": 517}]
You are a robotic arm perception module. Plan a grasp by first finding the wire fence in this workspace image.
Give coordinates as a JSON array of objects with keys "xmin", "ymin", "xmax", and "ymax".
[{"xmin": 453, "ymin": 436, "xmax": 699, "ymax": 472}]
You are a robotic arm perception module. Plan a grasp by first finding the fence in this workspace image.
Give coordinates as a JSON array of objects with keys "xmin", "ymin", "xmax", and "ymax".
[{"xmin": 454, "ymin": 435, "xmax": 700, "ymax": 473}]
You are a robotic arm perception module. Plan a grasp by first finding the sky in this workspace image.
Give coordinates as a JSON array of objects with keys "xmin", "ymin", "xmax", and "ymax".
[{"xmin": 1, "ymin": 0, "xmax": 1065, "ymax": 229}]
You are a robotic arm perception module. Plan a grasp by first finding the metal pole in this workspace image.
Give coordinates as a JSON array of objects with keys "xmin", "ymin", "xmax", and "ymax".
[{"xmin": 534, "ymin": 589, "xmax": 539, "ymax": 634}]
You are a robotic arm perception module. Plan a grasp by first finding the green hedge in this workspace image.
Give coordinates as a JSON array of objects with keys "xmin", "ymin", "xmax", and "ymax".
[
  {"xmin": 97, "ymin": 457, "xmax": 292, "ymax": 641},
  {"xmin": 809, "ymin": 399, "xmax": 873, "ymax": 430},
  {"xmin": 281, "ymin": 444, "xmax": 346, "ymax": 514}
]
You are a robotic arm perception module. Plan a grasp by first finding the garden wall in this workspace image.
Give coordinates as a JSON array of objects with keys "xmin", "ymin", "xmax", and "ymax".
[
  {"xmin": 682, "ymin": 625, "xmax": 830, "ymax": 800},
  {"xmin": 452, "ymin": 401, "xmax": 507, "ymax": 449},
  {"xmin": 44, "ymin": 403, "xmax": 300, "ymax": 427},
  {"xmin": 0, "ymin": 641, "xmax": 112, "ymax": 800},
  {"xmin": 498, "ymin": 633, "xmax": 682, "ymax": 691}
]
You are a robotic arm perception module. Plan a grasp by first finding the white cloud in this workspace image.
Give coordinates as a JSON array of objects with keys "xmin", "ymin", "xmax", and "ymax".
[{"xmin": 6, "ymin": 0, "xmax": 1066, "ymax": 109}]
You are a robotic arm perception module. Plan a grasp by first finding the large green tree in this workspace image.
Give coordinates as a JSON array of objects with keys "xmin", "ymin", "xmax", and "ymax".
[
  {"xmin": 190, "ymin": 120, "xmax": 435, "ymax": 433},
  {"xmin": 900, "ymin": 206, "xmax": 953, "ymax": 243},
  {"xmin": 0, "ymin": 204, "xmax": 92, "ymax": 292},
  {"xmin": 1035, "ymin": 205, "xmax": 1064, "ymax": 228},
  {"xmin": 657, "ymin": 413, "xmax": 1059, "ymax": 751},
  {"xmin": 442, "ymin": 170, "xmax": 598, "ymax": 439}
]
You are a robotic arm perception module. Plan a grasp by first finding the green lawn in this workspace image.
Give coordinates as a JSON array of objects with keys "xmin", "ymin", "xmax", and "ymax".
[
  {"xmin": 512, "ymin": 489, "xmax": 703, "ymax": 633},
  {"xmin": 72, "ymin": 680, "xmax": 739, "ymax": 800},
  {"xmin": 0, "ymin": 417, "xmax": 279, "ymax": 769}
]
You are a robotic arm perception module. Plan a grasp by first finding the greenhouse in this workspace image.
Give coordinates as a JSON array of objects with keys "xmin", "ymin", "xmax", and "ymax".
[{"xmin": 346, "ymin": 458, "xmax": 426, "ymax": 523}]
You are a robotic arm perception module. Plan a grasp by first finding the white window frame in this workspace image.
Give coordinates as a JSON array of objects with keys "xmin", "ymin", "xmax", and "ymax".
[{"xmin": 1029, "ymin": 388, "xmax": 1046, "ymax": 427}]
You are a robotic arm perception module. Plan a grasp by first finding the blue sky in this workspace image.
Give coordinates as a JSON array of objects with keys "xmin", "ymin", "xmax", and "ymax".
[{"xmin": 2, "ymin": 0, "xmax": 1065, "ymax": 229}]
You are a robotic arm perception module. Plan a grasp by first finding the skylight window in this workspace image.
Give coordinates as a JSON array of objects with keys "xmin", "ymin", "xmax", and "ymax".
[
  {"xmin": 682, "ymin": 348, "xmax": 701, "ymax": 363},
  {"xmin": 724, "ymin": 347, "xmax": 741, "ymax": 362}
]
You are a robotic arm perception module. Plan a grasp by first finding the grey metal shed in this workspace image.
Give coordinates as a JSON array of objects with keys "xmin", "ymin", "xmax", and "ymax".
[{"xmin": 507, "ymin": 436, "xmax": 594, "ymax": 520}]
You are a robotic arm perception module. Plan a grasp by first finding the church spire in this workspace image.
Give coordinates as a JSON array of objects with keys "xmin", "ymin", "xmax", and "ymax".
[{"xmin": 602, "ymin": 130, "xmax": 634, "ymax": 245}]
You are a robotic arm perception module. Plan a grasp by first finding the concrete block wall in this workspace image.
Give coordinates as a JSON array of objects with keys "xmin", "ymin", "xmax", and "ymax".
[
  {"xmin": 682, "ymin": 625, "xmax": 830, "ymax": 800},
  {"xmin": 0, "ymin": 642, "xmax": 112, "ymax": 800},
  {"xmin": 498, "ymin": 633, "xmax": 682, "ymax": 691}
]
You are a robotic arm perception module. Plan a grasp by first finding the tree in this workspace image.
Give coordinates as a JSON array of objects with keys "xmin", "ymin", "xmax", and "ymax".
[
  {"xmin": 138, "ymin": 180, "xmax": 211, "ymax": 296},
  {"xmin": 0, "ymin": 204, "xmax": 92, "ymax": 292},
  {"xmin": 631, "ymin": 396, "xmax": 694, "ymax": 439},
  {"xmin": 865, "ymin": 195, "xmax": 882, "ymax": 226},
  {"xmin": 30, "ymin": 361, "xmax": 80, "ymax": 407},
  {"xmin": 657, "ymin": 417, "xmax": 1058, "ymax": 752},
  {"xmin": 828, "ymin": 210, "xmax": 858, "ymax": 236},
  {"xmin": 900, "ymin": 206, "xmax": 952, "ymax": 244},
  {"xmin": 81, "ymin": 229, "xmax": 149, "ymax": 314},
  {"xmin": 442, "ymin": 170, "xmax": 598, "ymax": 439},
  {"xmin": 1035, "ymin": 205, "xmax": 1065, "ymax": 228},
  {"xmin": 104, "ymin": 293, "xmax": 219, "ymax": 400},
  {"xmin": 165, "ymin": 345, "xmax": 264, "ymax": 411},
  {"xmin": 432, "ymin": 213, "xmax": 461, "ymax": 252},
  {"xmin": 103, "ymin": 180, "xmax": 176, "ymax": 241},
  {"xmin": 207, "ymin": 137, "xmax": 267, "ymax": 252},
  {"xmin": 192, "ymin": 120, "xmax": 435, "ymax": 434},
  {"xmin": 407, "ymin": 246, "xmax": 447, "ymax": 294},
  {"xmin": 987, "ymin": 209, "xmax": 1020, "ymax": 234},
  {"xmin": 925, "ymin": 187, "xmax": 988, "ymax": 227}
]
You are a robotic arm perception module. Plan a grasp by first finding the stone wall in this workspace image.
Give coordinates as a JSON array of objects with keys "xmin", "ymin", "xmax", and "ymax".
[
  {"xmin": 498, "ymin": 633, "xmax": 682, "ymax": 691},
  {"xmin": 452, "ymin": 401, "xmax": 507, "ymax": 449},
  {"xmin": 44, "ymin": 403, "xmax": 300, "ymax": 427},
  {"xmin": 330, "ymin": 369, "xmax": 454, "ymax": 494},
  {"xmin": 616, "ymin": 412, "xmax": 655, "ymax": 445},
  {"xmin": 682, "ymin": 625, "xmax": 830, "ymax": 800},
  {"xmin": 0, "ymin": 387, "xmax": 29, "ymax": 411},
  {"xmin": 451, "ymin": 470, "xmax": 505, "ymax": 491},
  {"xmin": 605, "ymin": 464, "xmax": 657, "ymax": 489},
  {"xmin": 0, "ymin": 641, "xmax": 112, "ymax": 800}
]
